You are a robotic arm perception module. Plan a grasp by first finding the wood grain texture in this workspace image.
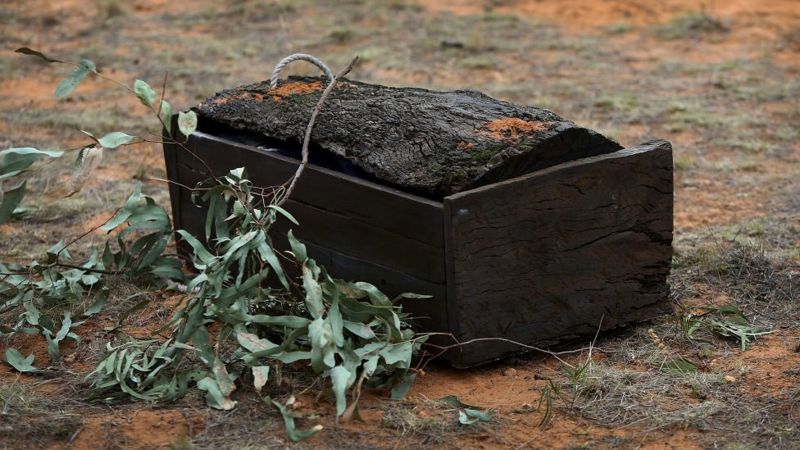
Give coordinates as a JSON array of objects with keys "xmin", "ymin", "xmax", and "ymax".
[
  {"xmin": 195, "ymin": 77, "xmax": 623, "ymax": 197},
  {"xmin": 443, "ymin": 140, "xmax": 674, "ymax": 367}
]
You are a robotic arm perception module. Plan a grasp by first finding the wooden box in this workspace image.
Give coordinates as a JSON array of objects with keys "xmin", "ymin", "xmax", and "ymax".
[{"xmin": 163, "ymin": 128, "xmax": 673, "ymax": 367}]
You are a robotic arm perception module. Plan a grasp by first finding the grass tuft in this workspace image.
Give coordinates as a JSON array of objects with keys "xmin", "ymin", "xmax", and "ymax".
[{"xmin": 656, "ymin": 11, "xmax": 729, "ymax": 40}]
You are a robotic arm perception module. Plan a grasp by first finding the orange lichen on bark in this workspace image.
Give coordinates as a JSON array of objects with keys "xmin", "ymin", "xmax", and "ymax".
[
  {"xmin": 268, "ymin": 80, "xmax": 324, "ymax": 102},
  {"xmin": 456, "ymin": 141, "xmax": 476, "ymax": 151},
  {"xmin": 476, "ymin": 118, "xmax": 549, "ymax": 141}
]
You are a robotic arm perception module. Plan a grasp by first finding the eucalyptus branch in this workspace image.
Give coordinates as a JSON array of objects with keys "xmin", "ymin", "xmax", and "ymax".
[{"xmin": 277, "ymin": 56, "xmax": 359, "ymax": 206}]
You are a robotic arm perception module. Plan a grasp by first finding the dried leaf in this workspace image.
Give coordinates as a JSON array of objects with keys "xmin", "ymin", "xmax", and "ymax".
[
  {"xmin": 15, "ymin": 47, "xmax": 63, "ymax": 63},
  {"xmin": 68, "ymin": 146, "xmax": 103, "ymax": 196},
  {"xmin": 252, "ymin": 366, "xmax": 270, "ymax": 393}
]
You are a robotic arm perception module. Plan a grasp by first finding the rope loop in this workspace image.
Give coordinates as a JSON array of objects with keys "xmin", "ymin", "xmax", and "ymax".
[{"xmin": 270, "ymin": 53, "xmax": 334, "ymax": 89}]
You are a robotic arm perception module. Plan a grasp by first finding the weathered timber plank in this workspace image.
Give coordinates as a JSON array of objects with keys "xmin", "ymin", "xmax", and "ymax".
[
  {"xmin": 176, "ymin": 132, "xmax": 444, "ymax": 246},
  {"xmin": 299, "ymin": 240, "xmax": 449, "ymax": 336},
  {"xmin": 271, "ymin": 200, "xmax": 445, "ymax": 283},
  {"xmin": 195, "ymin": 77, "xmax": 623, "ymax": 196},
  {"xmin": 443, "ymin": 140, "xmax": 673, "ymax": 367}
]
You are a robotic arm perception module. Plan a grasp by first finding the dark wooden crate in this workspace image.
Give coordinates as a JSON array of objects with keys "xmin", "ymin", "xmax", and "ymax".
[{"xmin": 164, "ymin": 131, "xmax": 673, "ymax": 367}]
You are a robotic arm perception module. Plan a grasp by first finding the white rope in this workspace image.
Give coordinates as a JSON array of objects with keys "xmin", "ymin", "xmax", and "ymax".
[{"xmin": 270, "ymin": 53, "xmax": 334, "ymax": 89}]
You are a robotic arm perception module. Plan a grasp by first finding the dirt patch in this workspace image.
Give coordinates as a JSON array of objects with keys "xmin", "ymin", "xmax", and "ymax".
[
  {"xmin": 476, "ymin": 118, "xmax": 549, "ymax": 141},
  {"xmin": 62, "ymin": 409, "xmax": 202, "ymax": 450},
  {"xmin": 420, "ymin": 0, "xmax": 800, "ymax": 34},
  {"xmin": 711, "ymin": 331, "xmax": 800, "ymax": 399}
]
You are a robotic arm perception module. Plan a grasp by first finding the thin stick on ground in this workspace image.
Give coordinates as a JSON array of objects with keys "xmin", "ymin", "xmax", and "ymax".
[{"xmin": 418, "ymin": 334, "xmax": 610, "ymax": 371}]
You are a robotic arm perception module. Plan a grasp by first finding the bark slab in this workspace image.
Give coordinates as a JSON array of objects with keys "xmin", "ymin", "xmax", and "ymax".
[{"xmin": 195, "ymin": 77, "xmax": 623, "ymax": 197}]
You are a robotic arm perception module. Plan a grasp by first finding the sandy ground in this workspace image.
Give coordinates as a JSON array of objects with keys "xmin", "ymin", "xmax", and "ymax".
[{"xmin": 0, "ymin": 0, "xmax": 799, "ymax": 449}]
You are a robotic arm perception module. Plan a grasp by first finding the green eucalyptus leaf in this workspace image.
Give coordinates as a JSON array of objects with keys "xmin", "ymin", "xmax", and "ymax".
[
  {"xmin": 390, "ymin": 372, "xmax": 416, "ymax": 400},
  {"xmin": 329, "ymin": 365, "xmax": 352, "ymax": 416},
  {"xmin": 269, "ymin": 351, "xmax": 311, "ymax": 364},
  {"xmin": 0, "ymin": 147, "xmax": 64, "ymax": 180},
  {"xmin": 363, "ymin": 355, "xmax": 379, "ymax": 376},
  {"xmin": 236, "ymin": 327, "xmax": 278, "ymax": 353},
  {"xmin": 268, "ymin": 397, "xmax": 322, "ymax": 442},
  {"xmin": 98, "ymin": 132, "xmax": 136, "ymax": 149},
  {"xmin": 176, "ymin": 230, "xmax": 216, "ymax": 266},
  {"xmin": 353, "ymin": 282, "xmax": 392, "ymax": 306},
  {"xmin": 459, "ymin": 408, "xmax": 494, "ymax": 425},
  {"xmin": 22, "ymin": 296, "xmax": 40, "ymax": 326},
  {"xmin": 84, "ymin": 290, "xmax": 109, "ymax": 317},
  {"xmin": 267, "ymin": 204, "xmax": 299, "ymax": 225},
  {"xmin": 190, "ymin": 326, "xmax": 214, "ymax": 366},
  {"xmin": 45, "ymin": 333, "xmax": 60, "ymax": 360},
  {"xmin": 302, "ymin": 264, "xmax": 324, "ymax": 319},
  {"xmin": 343, "ymin": 321, "xmax": 375, "ymax": 339},
  {"xmin": 255, "ymin": 239, "xmax": 289, "ymax": 289},
  {"xmin": 160, "ymin": 100, "xmax": 172, "ymax": 133},
  {"xmin": 246, "ymin": 315, "xmax": 310, "ymax": 329},
  {"xmin": 197, "ymin": 376, "xmax": 237, "ymax": 410},
  {"xmin": 133, "ymin": 79, "xmax": 156, "ymax": 107},
  {"xmin": 198, "ymin": 359, "xmax": 237, "ymax": 410},
  {"xmin": 212, "ymin": 357, "xmax": 236, "ymax": 396},
  {"xmin": 379, "ymin": 342, "xmax": 413, "ymax": 367},
  {"xmin": 287, "ymin": 230, "xmax": 307, "ymax": 263},
  {"xmin": 55, "ymin": 59, "xmax": 95, "ymax": 99},
  {"xmin": 392, "ymin": 292, "xmax": 433, "ymax": 303},
  {"xmin": 308, "ymin": 318, "xmax": 334, "ymax": 372},
  {"xmin": 4, "ymin": 348, "xmax": 38, "ymax": 373},
  {"xmin": 329, "ymin": 296, "xmax": 344, "ymax": 347},
  {"xmin": 0, "ymin": 180, "xmax": 26, "ymax": 225},
  {"xmin": 178, "ymin": 111, "xmax": 197, "ymax": 137},
  {"xmin": 100, "ymin": 209, "xmax": 132, "ymax": 232},
  {"xmin": 54, "ymin": 311, "xmax": 73, "ymax": 342}
]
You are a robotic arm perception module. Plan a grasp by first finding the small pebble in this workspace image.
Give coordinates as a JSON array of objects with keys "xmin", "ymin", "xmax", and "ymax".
[
  {"xmin": 724, "ymin": 375, "xmax": 736, "ymax": 383},
  {"xmin": 503, "ymin": 368, "xmax": 517, "ymax": 377}
]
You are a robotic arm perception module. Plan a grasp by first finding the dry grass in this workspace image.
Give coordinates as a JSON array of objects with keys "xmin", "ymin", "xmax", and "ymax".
[{"xmin": 0, "ymin": 379, "xmax": 85, "ymax": 446}]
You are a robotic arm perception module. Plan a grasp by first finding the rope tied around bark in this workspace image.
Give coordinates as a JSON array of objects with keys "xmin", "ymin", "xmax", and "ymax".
[{"xmin": 270, "ymin": 53, "xmax": 359, "ymax": 206}]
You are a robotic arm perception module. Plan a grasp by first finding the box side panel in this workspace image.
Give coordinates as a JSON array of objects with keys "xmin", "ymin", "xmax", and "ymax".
[
  {"xmin": 181, "ymin": 132, "xmax": 444, "ymax": 245},
  {"xmin": 164, "ymin": 132, "xmax": 450, "ymax": 334},
  {"xmin": 444, "ymin": 140, "xmax": 673, "ymax": 367},
  {"xmin": 174, "ymin": 132, "xmax": 445, "ymax": 283},
  {"xmin": 301, "ymin": 241, "xmax": 449, "ymax": 336}
]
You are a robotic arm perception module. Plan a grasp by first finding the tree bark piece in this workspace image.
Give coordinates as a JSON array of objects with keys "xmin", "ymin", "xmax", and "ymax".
[{"xmin": 195, "ymin": 77, "xmax": 623, "ymax": 197}]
